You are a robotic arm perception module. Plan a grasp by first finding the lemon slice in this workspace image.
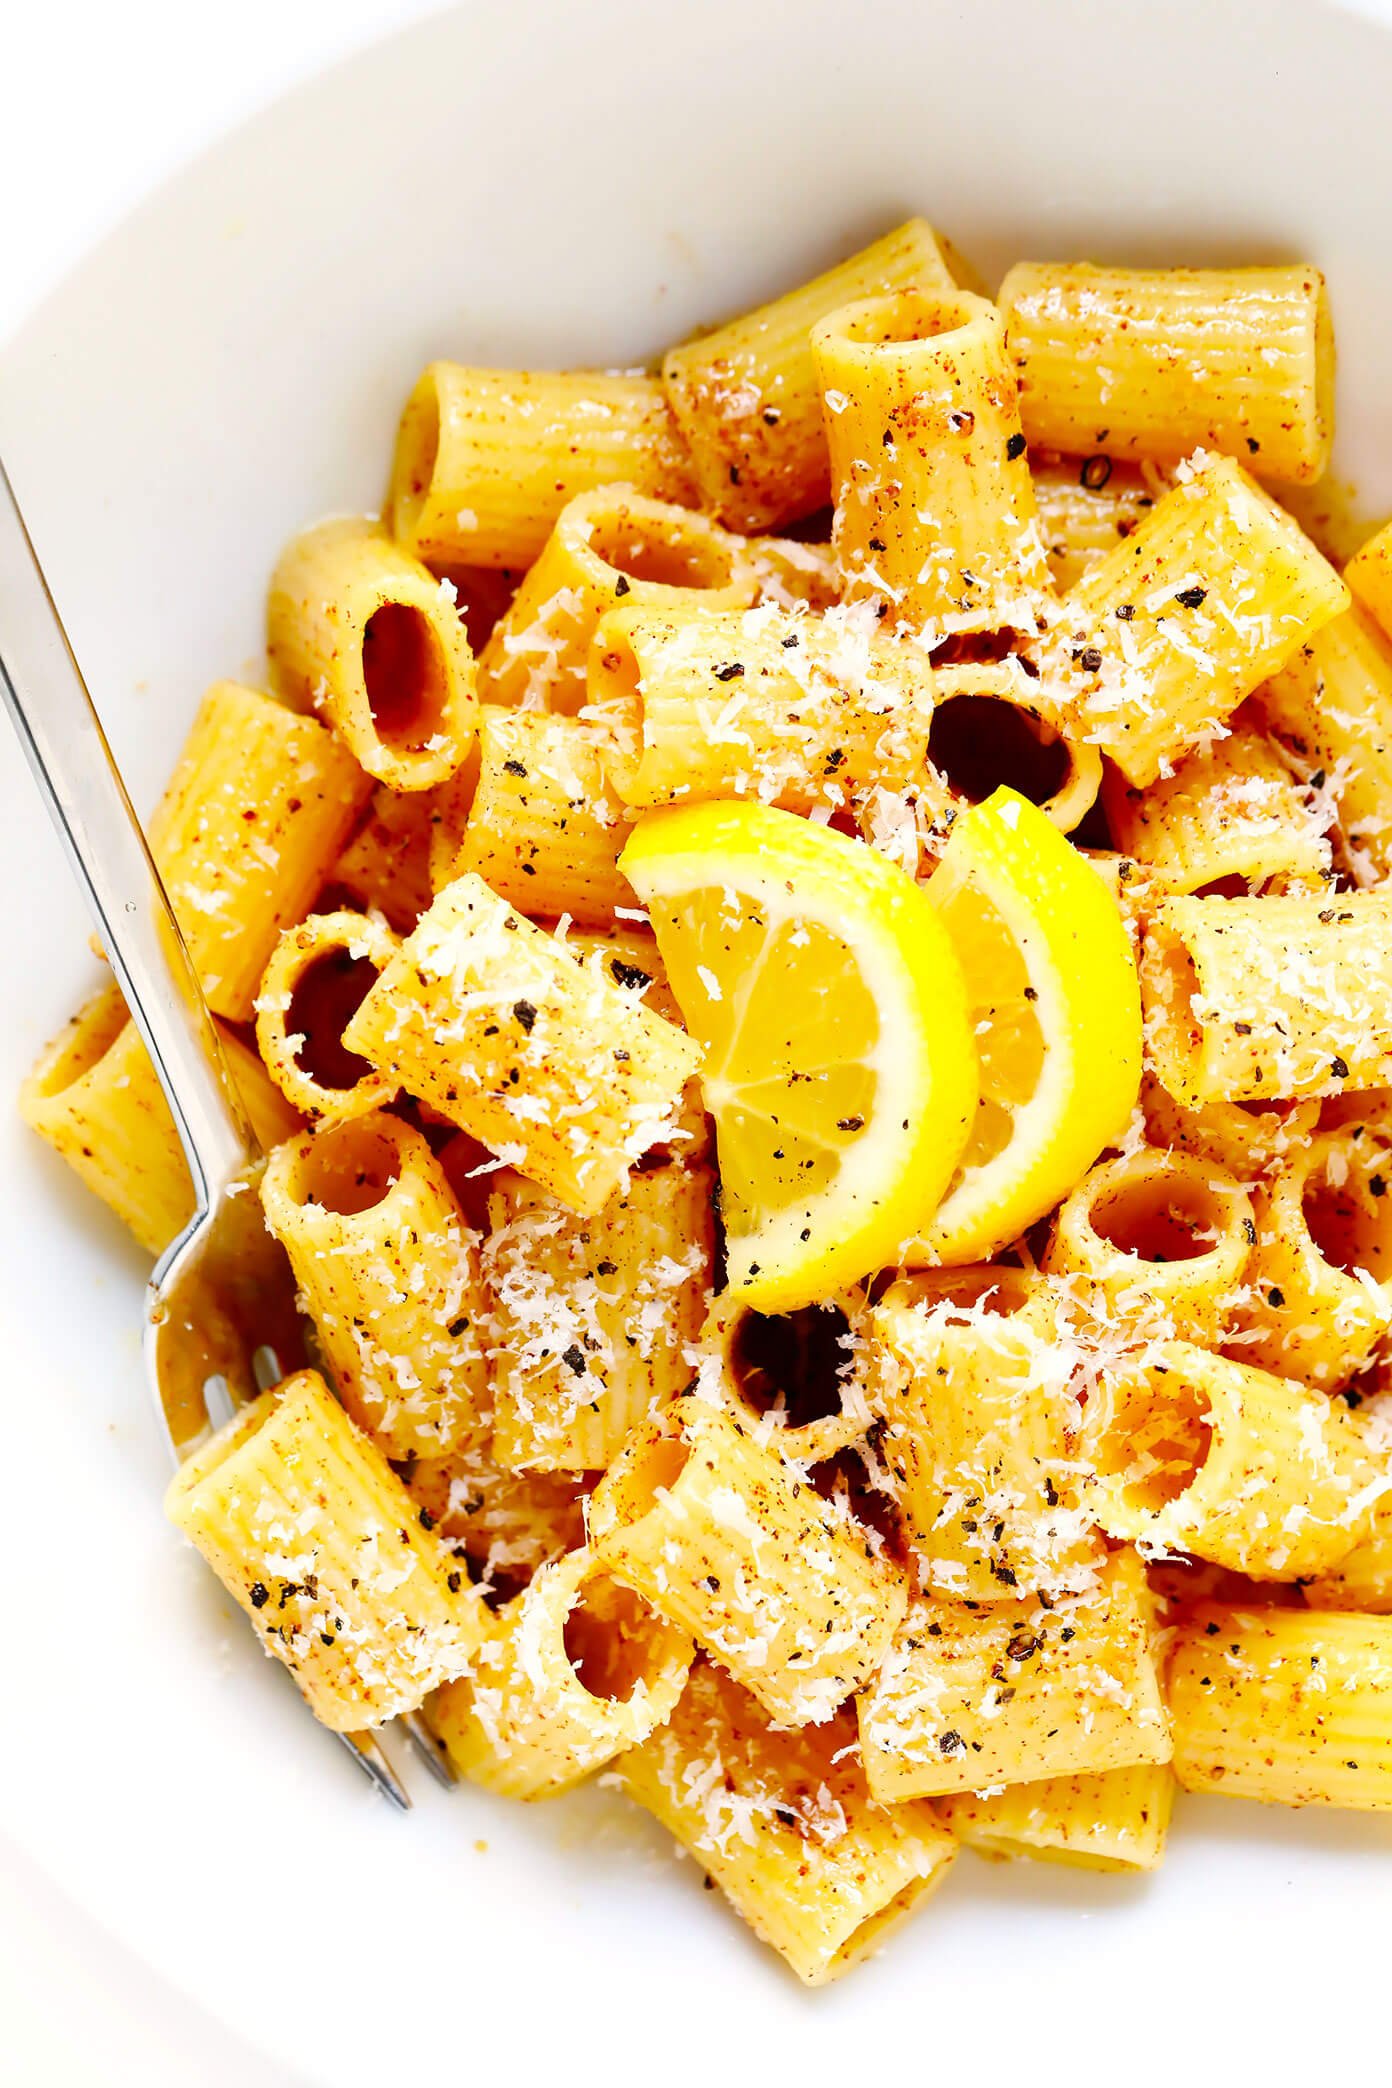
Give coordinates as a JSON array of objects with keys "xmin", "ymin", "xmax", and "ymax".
[
  {"xmin": 619, "ymin": 802, "xmax": 977, "ymax": 1311},
  {"xmin": 910, "ymin": 785, "xmax": 1142, "ymax": 1265}
]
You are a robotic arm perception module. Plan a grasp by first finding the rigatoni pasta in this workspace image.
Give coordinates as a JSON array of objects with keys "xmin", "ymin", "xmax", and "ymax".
[
  {"xmin": 813, "ymin": 289, "xmax": 1049, "ymax": 634},
  {"xmin": 147, "ymin": 679, "xmax": 372, "ymax": 1020},
  {"xmin": 999, "ymin": 263, "xmax": 1334, "ymax": 482},
  {"xmin": 388, "ymin": 363, "xmax": 697, "ymax": 570},
  {"xmin": 341, "ymin": 873, "xmax": 701, "ymax": 1214},
  {"xmin": 618, "ymin": 1658, "xmax": 958, "ymax": 1985},
  {"xmin": 26, "ymin": 212, "xmax": 1392, "ymax": 1980},
  {"xmin": 267, "ymin": 517, "xmax": 478, "ymax": 791},
  {"xmin": 661, "ymin": 218, "xmax": 963, "ymax": 532}
]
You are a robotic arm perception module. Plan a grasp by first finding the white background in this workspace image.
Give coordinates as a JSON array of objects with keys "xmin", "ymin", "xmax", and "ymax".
[{"xmin": 2, "ymin": 9, "xmax": 436, "ymax": 2078}]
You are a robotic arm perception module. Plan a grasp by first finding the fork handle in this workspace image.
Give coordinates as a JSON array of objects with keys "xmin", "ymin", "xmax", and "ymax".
[{"xmin": 0, "ymin": 457, "xmax": 253, "ymax": 1223}]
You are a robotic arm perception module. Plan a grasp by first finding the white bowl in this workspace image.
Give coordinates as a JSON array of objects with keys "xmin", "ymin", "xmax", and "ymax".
[{"xmin": 3, "ymin": 2, "xmax": 1392, "ymax": 2078}]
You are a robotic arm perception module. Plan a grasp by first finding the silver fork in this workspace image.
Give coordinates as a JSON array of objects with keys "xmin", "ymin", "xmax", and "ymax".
[{"xmin": 0, "ymin": 456, "xmax": 455, "ymax": 1809}]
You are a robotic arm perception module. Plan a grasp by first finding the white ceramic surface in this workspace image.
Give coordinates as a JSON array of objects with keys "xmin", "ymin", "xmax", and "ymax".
[{"xmin": 3, "ymin": 3, "xmax": 1392, "ymax": 2079}]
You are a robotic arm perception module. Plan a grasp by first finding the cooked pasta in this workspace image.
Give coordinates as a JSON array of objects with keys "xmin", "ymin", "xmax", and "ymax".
[{"xmin": 23, "ymin": 213, "xmax": 1392, "ymax": 1979}]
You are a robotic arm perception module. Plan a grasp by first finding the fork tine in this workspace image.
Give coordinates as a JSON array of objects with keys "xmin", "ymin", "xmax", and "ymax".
[
  {"xmin": 337, "ymin": 1728, "xmax": 412, "ymax": 1811},
  {"xmin": 400, "ymin": 1709, "xmax": 457, "ymax": 1788}
]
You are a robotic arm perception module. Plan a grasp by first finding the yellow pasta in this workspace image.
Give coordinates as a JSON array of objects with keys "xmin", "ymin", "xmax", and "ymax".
[
  {"xmin": 744, "ymin": 535, "xmax": 841, "ymax": 612},
  {"xmin": 267, "ymin": 517, "xmax": 478, "ymax": 791},
  {"xmin": 1258, "ymin": 600, "xmax": 1392, "ymax": 880},
  {"xmin": 1304, "ymin": 1493, "xmax": 1392, "ymax": 1615},
  {"xmin": 1047, "ymin": 454, "xmax": 1349, "ymax": 788},
  {"xmin": 1346, "ymin": 519, "xmax": 1392, "ymax": 639},
  {"xmin": 618, "ymin": 1658, "xmax": 958, "ymax": 1986},
  {"xmin": 590, "ymin": 601, "xmax": 934, "ymax": 815},
  {"xmin": 341, "ymin": 874, "xmax": 701, "ymax": 1215},
  {"xmin": 857, "ymin": 1548, "xmax": 1171, "ymax": 1801},
  {"xmin": 428, "ymin": 1547, "xmax": 691, "ymax": 1798},
  {"xmin": 484, "ymin": 1163, "xmax": 714, "ymax": 1472},
  {"xmin": 165, "ymin": 1369, "xmax": 484, "ymax": 1730},
  {"xmin": 999, "ymin": 263, "xmax": 1334, "ymax": 482},
  {"xmin": 661, "ymin": 218, "xmax": 963, "ymax": 532},
  {"xmin": 1142, "ymin": 1074, "xmax": 1320, "ymax": 1180},
  {"xmin": 433, "ymin": 707, "xmax": 636, "ymax": 928},
  {"xmin": 21, "ymin": 982, "xmax": 299, "ymax": 1255},
  {"xmin": 1229, "ymin": 1128, "xmax": 1392, "ymax": 1387},
  {"xmin": 939, "ymin": 1764, "xmax": 1174, "ymax": 1873},
  {"xmin": 147, "ymin": 679, "xmax": 371, "ymax": 1021},
  {"xmin": 323, "ymin": 782, "xmax": 440, "ymax": 932},
  {"xmin": 1030, "ymin": 456, "xmax": 1161, "ymax": 592},
  {"xmin": 869, "ymin": 1280, "xmax": 1103, "ymax": 1601},
  {"xmin": 919, "ymin": 660, "xmax": 1102, "ymax": 843},
  {"xmin": 1103, "ymin": 712, "xmax": 1331, "ymax": 895},
  {"xmin": 260, "ymin": 1113, "xmax": 491, "ymax": 1461},
  {"xmin": 254, "ymin": 909, "xmax": 399, "ymax": 1122},
  {"xmin": 476, "ymin": 487, "xmax": 756, "ymax": 711},
  {"xmin": 1045, "ymin": 1147, "xmax": 1255, "ymax": 1345},
  {"xmin": 587, "ymin": 1393, "xmax": 908, "ymax": 1725},
  {"xmin": 814, "ymin": 289, "xmax": 1049, "ymax": 634},
  {"xmin": 698, "ymin": 1289, "xmax": 872, "ymax": 1466},
  {"xmin": 388, "ymin": 363, "xmax": 696, "ymax": 570},
  {"xmin": 1142, "ymin": 890, "xmax": 1392, "ymax": 1104},
  {"xmin": 1081, "ymin": 1341, "xmax": 1378, "ymax": 1578},
  {"xmin": 1168, "ymin": 1606, "xmax": 1392, "ymax": 1811},
  {"xmin": 404, "ymin": 1445, "xmax": 588, "ymax": 1595}
]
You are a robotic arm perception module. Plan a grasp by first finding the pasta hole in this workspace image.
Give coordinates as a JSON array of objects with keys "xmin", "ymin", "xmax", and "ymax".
[
  {"xmin": 928, "ymin": 694, "xmax": 1070, "ymax": 808},
  {"xmin": 361, "ymin": 602, "xmax": 450, "ymax": 753},
  {"xmin": 289, "ymin": 1115, "xmax": 409, "ymax": 1216},
  {"xmin": 808, "ymin": 1448, "xmax": 910, "ymax": 1572},
  {"xmin": 838, "ymin": 289, "xmax": 981, "ymax": 351},
  {"xmin": 1087, "ymin": 1367, "xmax": 1211, "ymax": 1514},
  {"xmin": 592, "ymin": 516, "xmax": 735, "ymax": 592},
  {"xmin": 1087, "ymin": 1173, "xmax": 1227, "ymax": 1263},
  {"xmin": 563, "ymin": 1575, "xmax": 667, "ymax": 1704},
  {"xmin": 286, "ymin": 948, "xmax": 382, "ymax": 1094},
  {"xmin": 729, "ymin": 1301, "xmax": 853, "ymax": 1428}
]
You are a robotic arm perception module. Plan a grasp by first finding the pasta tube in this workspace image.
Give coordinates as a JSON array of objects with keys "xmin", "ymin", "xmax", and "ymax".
[
  {"xmin": 1168, "ymin": 1606, "xmax": 1392, "ymax": 1811},
  {"xmin": 1143, "ymin": 890, "xmax": 1392, "ymax": 1104},
  {"xmin": 323, "ymin": 783, "xmax": 439, "ymax": 932},
  {"xmin": 999, "ymin": 263, "xmax": 1334, "ymax": 482},
  {"xmin": 21, "ymin": 982, "xmax": 299, "ymax": 1255},
  {"xmin": 857, "ymin": 1548, "xmax": 1171, "ymax": 1801},
  {"xmin": 341, "ymin": 874, "xmax": 701, "ymax": 1215},
  {"xmin": 1045, "ymin": 1147, "xmax": 1255, "ymax": 1345},
  {"xmin": 485, "ymin": 1163, "xmax": 714, "ymax": 1472},
  {"xmin": 1048, "ymin": 454, "xmax": 1348, "ymax": 787},
  {"xmin": 260, "ymin": 1113, "xmax": 491, "ymax": 1461},
  {"xmin": 434, "ymin": 707, "xmax": 636, "ymax": 928},
  {"xmin": 662, "ymin": 218, "xmax": 963, "ymax": 531},
  {"xmin": 1104, "ymin": 714, "xmax": 1330, "ymax": 894},
  {"xmin": 165, "ymin": 1369, "xmax": 484, "ymax": 1729},
  {"xmin": 254, "ymin": 909, "xmax": 399, "ymax": 1122},
  {"xmin": 267, "ymin": 517, "xmax": 478, "ymax": 791},
  {"xmin": 939, "ymin": 1764, "xmax": 1174, "ymax": 1873},
  {"xmin": 388, "ymin": 363, "xmax": 696, "ymax": 569},
  {"xmin": 148, "ymin": 680, "xmax": 371, "ymax": 1020},
  {"xmin": 618, "ymin": 1659, "xmax": 957, "ymax": 1986},
  {"xmin": 588, "ymin": 1393, "xmax": 908, "ymax": 1726},
  {"xmin": 1141, "ymin": 1075, "xmax": 1320, "ymax": 1179},
  {"xmin": 813, "ymin": 289, "xmax": 1049, "ymax": 633},
  {"xmin": 869, "ymin": 1280, "xmax": 1102, "ymax": 1601},
  {"xmin": 1030, "ymin": 456, "xmax": 1160, "ymax": 593},
  {"xmin": 589, "ymin": 601, "xmax": 935, "ymax": 815},
  {"xmin": 1230, "ymin": 1129, "xmax": 1392, "ymax": 1388},
  {"xmin": 477, "ymin": 487, "xmax": 756, "ymax": 711},
  {"xmin": 1258, "ymin": 601, "xmax": 1392, "ymax": 880},
  {"xmin": 700, "ymin": 1288, "xmax": 872, "ymax": 1466},
  {"xmin": 429, "ymin": 1548, "xmax": 691, "ymax": 1798},
  {"xmin": 1081, "ymin": 1342, "xmax": 1378, "ymax": 1579}
]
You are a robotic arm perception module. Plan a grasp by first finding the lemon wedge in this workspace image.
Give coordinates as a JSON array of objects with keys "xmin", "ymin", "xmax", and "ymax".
[
  {"xmin": 908, "ymin": 785, "xmax": 1142, "ymax": 1265},
  {"xmin": 619, "ymin": 802, "xmax": 977, "ymax": 1311}
]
